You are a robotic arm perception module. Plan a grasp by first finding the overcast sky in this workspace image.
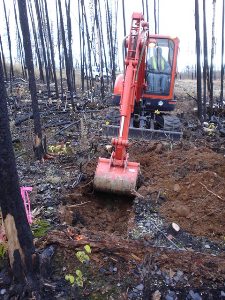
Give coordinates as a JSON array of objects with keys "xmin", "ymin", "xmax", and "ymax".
[{"xmin": 0, "ymin": 0, "xmax": 224, "ymax": 71}]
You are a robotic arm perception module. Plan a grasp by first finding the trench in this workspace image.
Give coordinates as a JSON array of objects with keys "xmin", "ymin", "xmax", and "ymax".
[{"xmin": 62, "ymin": 187, "xmax": 134, "ymax": 237}]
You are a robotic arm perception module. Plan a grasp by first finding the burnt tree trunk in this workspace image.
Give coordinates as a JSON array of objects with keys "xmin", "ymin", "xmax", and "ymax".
[
  {"xmin": 209, "ymin": 0, "xmax": 216, "ymax": 117},
  {"xmin": 17, "ymin": 0, "xmax": 44, "ymax": 160},
  {"xmin": 3, "ymin": 0, "xmax": 14, "ymax": 81},
  {"xmin": 98, "ymin": 0, "xmax": 109, "ymax": 87},
  {"xmin": 220, "ymin": 0, "xmax": 225, "ymax": 107},
  {"xmin": 145, "ymin": 0, "xmax": 149, "ymax": 22},
  {"xmin": 203, "ymin": 0, "xmax": 209, "ymax": 120},
  {"xmin": 57, "ymin": 0, "xmax": 75, "ymax": 110},
  {"xmin": 122, "ymin": 0, "xmax": 126, "ymax": 37},
  {"xmin": 157, "ymin": 0, "xmax": 160, "ymax": 33},
  {"xmin": 27, "ymin": 0, "xmax": 45, "ymax": 82},
  {"xmin": 13, "ymin": 0, "xmax": 27, "ymax": 80},
  {"xmin": 154, "ymin": 0, "xmax": 157, "ymax": 34},
  {"xmin": 43, "ymin": 0, "xmax": 59, "ymax": 98},
  {"xmin": 82, "ymin": 0, "xmax": 93, "ymax": 87},
  {"xmin": 0, "ymin": 35, "xmax": 7, "ymax": 81},
  {"xmin": 142, "ymin": 0, "xmax": 145, "ymax": 15},
  {"xmin": 0, "ymin": 53, "xmax": 39, "ymax": 295},
  {"xmin": 66, "ymin": 0, "xmax": 76, "ymax": 93},
  {"xmin": 94, "ymin": 0, "xmax": 105, "ymax": 100},
  {"xmin": 34, "ymin": 0, "xmax": 51, "ymax": 99},
  {"xmin": 78, "ymin": 0, "xmax": 84, "ymax": 91},
  {"xmin": 56, "ymin": 0, "xmax": 64, "ymax": 102},
  {"xmin": 195, "ymin": 0, "xmax": 203, "ymax": 122}
]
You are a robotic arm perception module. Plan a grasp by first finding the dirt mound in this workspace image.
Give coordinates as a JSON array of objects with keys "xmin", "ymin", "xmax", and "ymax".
[{"xmin": 130, "ymin": 141, "xmax": 225, "ymax": 241}]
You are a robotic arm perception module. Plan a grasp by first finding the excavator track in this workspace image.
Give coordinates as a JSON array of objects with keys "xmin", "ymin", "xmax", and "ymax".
[{"xmin": 162, "ymin": 115, "xmax": 181, "ymax": 132}]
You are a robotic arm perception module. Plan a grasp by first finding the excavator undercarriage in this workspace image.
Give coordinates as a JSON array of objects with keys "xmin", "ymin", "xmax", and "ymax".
[{"xmin": 103, "ymin": 109, "xmax": 182, "ymax": 141}]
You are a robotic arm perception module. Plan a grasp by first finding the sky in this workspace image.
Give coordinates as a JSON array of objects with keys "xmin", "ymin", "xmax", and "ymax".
[{"xmin": 0, "ymin": 0, "xmax": 224, "ymax": 72}]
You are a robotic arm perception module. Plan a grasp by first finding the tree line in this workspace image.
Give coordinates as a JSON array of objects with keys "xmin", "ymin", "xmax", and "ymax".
[{"xmin": 195, "ymin": 0, "xmax": 225, "ymax": 121}]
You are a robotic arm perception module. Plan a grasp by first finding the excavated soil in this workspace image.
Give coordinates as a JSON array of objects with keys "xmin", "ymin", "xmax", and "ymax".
[
  {"xmin": 59, "ymin": 137, "xmax": 225, "ymax": 247},
  {"xmin": 131, "ymin": 141, "xmax": 225, "ymax": 242}
]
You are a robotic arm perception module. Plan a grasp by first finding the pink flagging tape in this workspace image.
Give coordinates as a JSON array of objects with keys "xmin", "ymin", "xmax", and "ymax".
[{"xmin": 20, "ymin": 187, "xmax": 33, "ymax": 224}]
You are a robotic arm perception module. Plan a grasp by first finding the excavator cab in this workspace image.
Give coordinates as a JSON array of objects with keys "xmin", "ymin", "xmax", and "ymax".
[
  {"xmin": 111, "ymin": 35, "xmax": 180, "ymax": 136},
  {"xmin": 143, "ymin": 36, "xmax": 179, "ymax": 112}
]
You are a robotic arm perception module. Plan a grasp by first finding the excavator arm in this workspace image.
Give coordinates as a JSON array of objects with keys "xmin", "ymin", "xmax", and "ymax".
[
  {"xmin": 112, "ymin": 13, "xmax": 149, "ymax": 164},
  {"xmin": 94, "ymin": 13, "xmax": 149, "ymax": 195}
]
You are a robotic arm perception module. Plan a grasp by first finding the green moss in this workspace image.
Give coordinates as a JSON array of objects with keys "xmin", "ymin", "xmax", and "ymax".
[{"xmin": 32, "ymin": 219, "xmax": 51, "ymax": 238}]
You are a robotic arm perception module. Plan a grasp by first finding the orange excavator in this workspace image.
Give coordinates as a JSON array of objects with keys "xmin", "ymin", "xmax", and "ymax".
[{"xmin": 94, "ymin": 12, "xmax": 180, "ymax": 195}]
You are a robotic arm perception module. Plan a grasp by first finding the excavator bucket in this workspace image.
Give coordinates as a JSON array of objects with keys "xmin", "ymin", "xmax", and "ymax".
[{"xmin": 94, "ymin": 157, "xmax": 140, "ymax": 195}]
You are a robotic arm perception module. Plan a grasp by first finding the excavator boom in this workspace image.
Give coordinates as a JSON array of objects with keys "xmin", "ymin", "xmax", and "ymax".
[{"xmin": 94, "ymin": 12, "xmax": 148, "ymax": 195}]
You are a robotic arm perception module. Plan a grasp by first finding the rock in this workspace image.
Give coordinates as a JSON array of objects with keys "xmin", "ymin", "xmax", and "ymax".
[
  {"xmin": 165, "ymin": 290, "xmax": 177, "ymax": 300},
  {"xmin": 165, "ymin": 296, "xmax": 174, "ymax": 300},
  {"xmin": 177, "ymin": 270, "xmax": 184, "ymax": 277},
  {"xmin": 188, "ymin": 290, "xmax": 202, "ymax": 300},
  {"xmin": 204, "ymin": 244, "xmax": 210, "ymax": 249},
  {"xmin": 221, "ymin": 291, "xmax": 225, "ymax": 297},
  {"xmin": 172, "ymin": 205, "xmax": 191, "ymax": 218},
  {"xmin": 173, "ymin": 275, "xmax": 180, "ymax": 282},
  {"xmin": 155, "ymin": 143, "xmax": 163, "ymax": 154},
  {"xmin": 173, "ymin": 184, "xmax": 181, "ymax": 192},
  {"xmin": 135, "ymin": 283, "xmax": 144, "ymax": 291},
  {"xmin": 99, "ymin": 267, "xmax": 107, "ymax": 274},
  {"xmin": 37, "ymin": 184, "xmax": 49, "ymax": 193},
  {"xmin": 0, "ymin": 289, "xmax": 6, "ymax": 295},
  {"xmin": 152, "ymin": 290, "xmax": 161, "ymax": 300},
  {"xmin": 113, "ymin": 267, "xmax": 118, "ymax": 273}
]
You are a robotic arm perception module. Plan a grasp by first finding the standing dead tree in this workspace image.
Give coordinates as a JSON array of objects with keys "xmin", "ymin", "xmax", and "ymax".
[
  {"xmin": 0, "ymin": 51, "xmax": 39, "ymax": 297},
  {"xmin": 105, "ymin": 0, "xmax": 117, "ymax": 86},
  {"xmin": 65, "ymin": 0, "xmax": 76, "ymax": 94},
  {"xmin": 56, "ymin": 0, "xmax": 64, "ymax": 102},
  {"xmin": 0, "ymin": 34, "xmax": 7, "ymax": 80},
  {"xmin": 57, "ymin": 0, "xmax": 75, "ymax": 110},
  {"xmin": 3, "ymin": 0, "xmax": 14, "ymax": 81},
  {"xmin": 145, "ymin": 0, "xmax": 149, "ymax": 22},
  {"xmin": 34, "ymin": 0, "xmax": 51, "ymax": 100},
  {"xmin": 209, "ymin": 0, "xmax": 216, "ymax": 118},
  {"xmin": 220, "ymin": 0, "xmax": 225, "ymax": 107},
  {"xmin": 17, "ymin": 0, "xmax": 44, "ymax": 160},
  {"xmin": 43, "ymin": 0, "xmax": 59, "ymax": 99},
  {"xmin": 122, "ymin": 0, "xmax": 126, "ymax": 37},
  {"xmin": 195, "ymin": 0, "xmax": 203, "ymax": 122},
  {"xmin": 202, "ymin": 0, "xmax": 209, "ymax": 120},
  {"xmin": 27, "ymin": 0, "xmax": 45, "ymax": 82},
  {"xmin": 94, "ymin": 0, "xmax": 105, "ymax": 99},
  {"xmin": 81, "ymin": 0, "xmax": 94, "ymax": 88},
  {"xmin": 154, "ymin": 0, "xmax": 157, "ymax": 33}
]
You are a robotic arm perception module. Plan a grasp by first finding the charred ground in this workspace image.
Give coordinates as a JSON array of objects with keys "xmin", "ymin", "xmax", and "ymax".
[{"xmin": 0, "ymin": 79, "xmax": 225, "ymax": 299}]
